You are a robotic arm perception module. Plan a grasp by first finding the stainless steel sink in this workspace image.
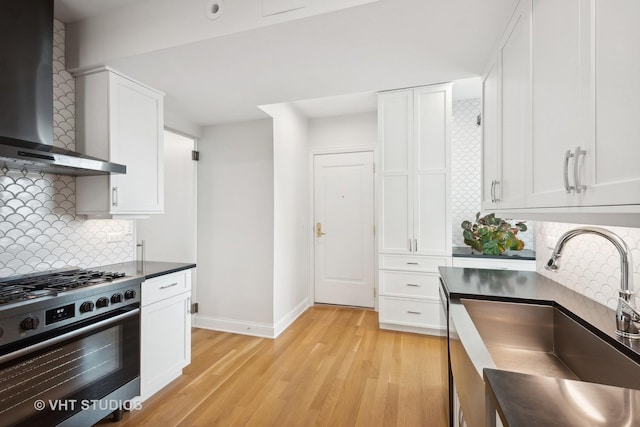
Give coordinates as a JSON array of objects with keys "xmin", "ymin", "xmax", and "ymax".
[
  {"xmin": 461, "ymin": 298, "xmax": 640, "ymax": 389},
  {"xmin": 449, "ymin": 298, "xmax": 640, "ymax": 426}
]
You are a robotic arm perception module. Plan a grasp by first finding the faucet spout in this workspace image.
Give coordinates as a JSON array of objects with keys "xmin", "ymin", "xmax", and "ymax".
[
  {"xmin": 546, "ymin": 226, "xmax": 637, "ymax": 339},
  {"xmin": 546, "ymin": 227, "xmax": 633, "ymax": 292}
]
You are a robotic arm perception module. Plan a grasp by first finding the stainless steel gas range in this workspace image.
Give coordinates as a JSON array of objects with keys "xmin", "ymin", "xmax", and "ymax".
[{"xmin": 0, "ymin": 268, "xmax": 142, "ymax": 427}]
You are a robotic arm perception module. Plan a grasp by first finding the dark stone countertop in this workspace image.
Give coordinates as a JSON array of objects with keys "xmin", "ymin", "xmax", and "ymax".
[
  {"xmin": 484, "ymin": 369, "xmax": 640, "ymax": 427},
  {"xmin": 99, "ymin": 261, "xmax": 196, "ymax": 281},
  {"xmin": 438, "ymin": 266, "xmax": 640, "ymax": 361},
  {"xmin": 452, "ymin": 246, "xmax": 536, "ymax": 260}
]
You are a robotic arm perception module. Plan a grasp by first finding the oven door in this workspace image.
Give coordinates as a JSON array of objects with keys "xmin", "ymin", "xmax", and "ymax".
[{"xmin": 0, "ymin": 307, "xmax": 140, "ymax": 427}]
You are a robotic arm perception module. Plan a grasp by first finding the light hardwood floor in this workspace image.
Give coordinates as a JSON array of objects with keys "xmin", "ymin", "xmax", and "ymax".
[{"xmin": 108, "ymin": 306, "xmax": 447, "ymax": 426}]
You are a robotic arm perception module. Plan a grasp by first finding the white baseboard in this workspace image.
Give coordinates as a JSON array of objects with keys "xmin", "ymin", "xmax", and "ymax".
[
  {"xmin": 194, "ymin": 299, "xmax": 309, "ymax": 339},
  {"xmin": 379, "ymin": 322, "xmax": 446, "ymax": 337},
  {"xmin": 274, "ymin": 298, "xmax": 310, "ymax": 338},
  {"xmin": 194, "ymin": 315, "xmax": 274, "ymax": 338}
]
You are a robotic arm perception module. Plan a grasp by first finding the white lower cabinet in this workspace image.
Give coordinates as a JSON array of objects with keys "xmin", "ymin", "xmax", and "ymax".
[
  {"xmin": 140, "ymin": 269, "xmax": 192, "ymax": 401},
  {"xmin": 378, "ymin": 255, "xmax": 451, "ymax": 335}
]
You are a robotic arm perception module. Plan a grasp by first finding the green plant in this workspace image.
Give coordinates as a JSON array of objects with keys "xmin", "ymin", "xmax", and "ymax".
[{"xmin": 461, "ymin": 213, "xmax": 527, "ymax": 255}]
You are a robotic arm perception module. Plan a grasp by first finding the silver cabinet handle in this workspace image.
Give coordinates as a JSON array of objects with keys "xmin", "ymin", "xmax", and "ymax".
[
  {"xmin": 573, "ymin": 146, "xmax": 587, "ymax": 193},
  {"xmin": 408, "ymin": 239, "xmax": 412, "ymax": 252},
  {"xmin": 493, "ymin": 180, "xmax": 500, "ymax": 203},
  {"xmin": 159, "ymin": 282, "xmax": 179, "ymax": 290},
  {"xmin": 112, "ymin": 186, "xmax": 118, "ymax": 207},
  {"xmin": 406, "ymin": 262, "xmax": 419, "ymax": 265},
  {"xmin": 406, "ymin": 283, "xmax": 420, "ymax": 287},
  {"xmin": 491, "ymin": 179, "xmax": 496, "ymax": 203},
  {"xmin": 564, "ymin": 150, "xmax": 575, "ymax": 193},
  {"xmin": 407, "ymin": 310, "xmax": 422, "ymax": 315},
  {"xmin": 414, "ymin": 239, "xmax": 418, "ymax": 252}
]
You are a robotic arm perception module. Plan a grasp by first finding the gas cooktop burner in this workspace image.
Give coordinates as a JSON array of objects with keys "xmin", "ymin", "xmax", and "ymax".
[{"xmin": 0, "ymin": 270, "xmax": 127, "ymax": 306}]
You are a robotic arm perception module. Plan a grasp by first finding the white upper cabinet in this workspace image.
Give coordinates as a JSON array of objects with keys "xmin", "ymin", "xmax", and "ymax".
[
  {"xmin": 482, "ymin": 0, "xmax": 640, "ymax": 222},
  {"xmin": 528, "ymin": 0, "xmax": 586, "ymax": 207},
  {"xmin": 580, "ymin": 0, "xmax": 640, "ymax": 206},
  {"xmin": 413, "ymin": 86, "xmax": 451, "ymax": 255},
  {"xmin": 378, "ymin": 84, "xmax": 451, "ymax": 256},
  {"xmin": 481, "ymin": 58, "xmax": 500, "ymax": 210},
  {"xmin": 379, "ymin": 90, "xmax": 413, "ymax": 254},
  {"xmin": 496, "ymin": 0, "xmax": 531, "ymax": 209},
  {"xmin": 75, "ymin": 67, "xmax": 165, "ymax": 217}
]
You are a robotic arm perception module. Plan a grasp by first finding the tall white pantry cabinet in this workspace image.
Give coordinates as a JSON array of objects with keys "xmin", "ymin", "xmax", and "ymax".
[{"xmin": 377, "ymin": 84, "xmax": 452, "ymax": 335}]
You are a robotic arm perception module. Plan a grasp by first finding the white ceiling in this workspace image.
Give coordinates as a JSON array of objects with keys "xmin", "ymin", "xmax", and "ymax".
[
  {"xmin": 54, "ymin": 0, "xmax": 139, "ymax": 23},
  {"xmin": 55, "ymin": 0, "xmax": 517, "ymax": 127}
]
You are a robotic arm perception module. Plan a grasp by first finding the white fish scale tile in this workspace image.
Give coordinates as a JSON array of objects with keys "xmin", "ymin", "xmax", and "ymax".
[
  {"xmin": 0, "ymin": 20, "xmax": 135, "ymax": 278},
  {"xmin": 451, "ymin": 99, "xmax": 535, "ymax": 250},
  {"xmin": 536, "ymin": 221, "xmax": 640, "ymax": 310}
]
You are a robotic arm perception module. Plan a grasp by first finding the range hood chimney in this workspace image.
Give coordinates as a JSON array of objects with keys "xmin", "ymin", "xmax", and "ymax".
[{"xmin": 0, "ymin": 0, "xmax": 125, "ymax": 176}]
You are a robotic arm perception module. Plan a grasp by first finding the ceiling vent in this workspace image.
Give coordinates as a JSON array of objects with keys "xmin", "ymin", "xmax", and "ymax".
[{"xmin": 205, "ymin": 0, "xmax": 224, "ymax": 20}]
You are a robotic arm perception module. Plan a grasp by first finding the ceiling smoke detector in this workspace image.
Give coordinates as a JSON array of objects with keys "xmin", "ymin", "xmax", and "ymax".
[{"xmin": 206, "ymin": 0, "xmax": 224, "ymax": 20}]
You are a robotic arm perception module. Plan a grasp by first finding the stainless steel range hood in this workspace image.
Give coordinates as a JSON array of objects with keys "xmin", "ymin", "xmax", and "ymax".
[
  {"xmin": 0, "ymin": 138, "xmax": 126, "ymax": 176},
  {"xmin": 0, "ymin": 0, "xmax": 126, "ymax": 176}
]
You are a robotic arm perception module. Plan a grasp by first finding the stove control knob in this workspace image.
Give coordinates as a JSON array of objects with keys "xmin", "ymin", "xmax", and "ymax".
[
  {"xmin": 20, "ymin": 316, "xmax": 40, "ymax": 331},
  {"xmin": 111, "ymin": 293, "xmax": 124, "ymax": 304},
  {"xmin": 96, "ymin": 297, "xmax": 109, "ymax": 308},
  {"xmin": 80, "ymin": 301, "xmax": 95, "ymax": 313},
  {"xmin": 124, "ymin": 289, "xmax": 136, "ymax": 300}
]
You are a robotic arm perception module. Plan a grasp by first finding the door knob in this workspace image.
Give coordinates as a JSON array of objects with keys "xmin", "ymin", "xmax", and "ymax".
[{"xmin": 316, "ymin": 222, "xmax": 326, "ymax": 237}]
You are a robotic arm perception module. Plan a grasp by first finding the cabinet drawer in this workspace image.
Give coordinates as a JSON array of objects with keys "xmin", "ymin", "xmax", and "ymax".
[
  {"xmin": 379, "ymin": 271, "xmax": 440, "ymax": 299},
  {"xmin": 142, "ymin": 269, "xmax": 191, "ymax": 306},
  {"xmin": 379, "ymin": 254, "xmax": 450, "ymax": 272},
  {"xmin": 451, "ymin": 257, "xmax": 536, "ymax": 272},
  {"xmin": 379, "ymin": 297, "xmax": 442, "ymax": 329}
]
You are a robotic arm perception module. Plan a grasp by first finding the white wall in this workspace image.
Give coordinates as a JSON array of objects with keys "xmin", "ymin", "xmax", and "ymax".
[
  {"xmin": 261, "ymin": 103, "xmax": 311, "ymax": 334},
  {"xmin": 195, "ymin": 119, "xmax": 275, "ymax": 334},
  {"xmin": 308, "ymin": 112, "xmax": 377, "ymax": 149},
  {"xmin": 164, "ymin": 110, "xmax": 202, "ymax": 138},
  {"xmin": 65, "ymin": 0, "xmax": 380, "ymax": 70}
]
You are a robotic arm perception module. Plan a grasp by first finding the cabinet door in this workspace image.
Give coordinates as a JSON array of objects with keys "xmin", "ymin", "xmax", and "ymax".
[
  {"xmin": 413, "ymin": 85, "xmax": 451, "ymax": 256},
  {"xmin": 109, "ymin": 73, "xmax": 164, "ymax": 214},
  {"xmin": 497, "ymin": 0, "xmax": 531, "ymax": 208},
  {"xmin": 580, "ymin": 0, "xmax": 640, "ymax": 206},
  {"xmin": 140, "ymin": 292, "xmax": 191, "ymax": 400},
  {"xmin": 481, "ymin": 58, "xmax": 500, "ymax": 210},
  {"xmin": 528, "ymin": 0, "xmax": 586, "ymax": 207},
  {"xmin": 379, "ymin": 91, "xmax": 413, "ymax": 254}
]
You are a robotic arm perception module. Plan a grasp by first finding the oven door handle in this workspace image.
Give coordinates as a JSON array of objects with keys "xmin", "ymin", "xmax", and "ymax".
[{"xmin": 0, "ymin": 308, "xmax": 139, "ymax": 365}]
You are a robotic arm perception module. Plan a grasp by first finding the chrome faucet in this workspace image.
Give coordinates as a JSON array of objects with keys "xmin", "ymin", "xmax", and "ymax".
[{"xmin": 546, "ymin": 227, "xmax": 639, "ymax": 339}]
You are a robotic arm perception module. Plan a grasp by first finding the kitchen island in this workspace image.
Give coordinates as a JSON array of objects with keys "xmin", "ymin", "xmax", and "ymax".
[{"xmin": 439, "ymin": 267, "xmax": 640, "ymax": 426}]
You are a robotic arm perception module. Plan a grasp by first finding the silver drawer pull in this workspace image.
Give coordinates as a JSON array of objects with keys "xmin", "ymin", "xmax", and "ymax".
[
  {"xmin": 407, "ymin": 310, "xmax": 422, "ymax": 315},
  {"xmin": 159, "ymin": 282, "xmax": 179, "ymax": 290},
  {"xmin": 406, "ymin": 262, "xmax": 419, "ymax": 265},
  {"xmin": 406, "ymin": 283, "xmax": 420, "ymax": 287}
]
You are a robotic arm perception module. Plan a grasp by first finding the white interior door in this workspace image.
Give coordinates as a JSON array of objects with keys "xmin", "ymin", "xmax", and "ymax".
[
  {"xmin": 136, "ymin": 130, "xmax": 197, "ymax": 291},
  {"xmin": 314, "ymin": 152, "xmax": 375, "ymax": 308}
]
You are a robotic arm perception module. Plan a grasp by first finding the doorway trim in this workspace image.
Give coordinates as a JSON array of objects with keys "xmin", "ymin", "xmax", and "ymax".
[{"xmin": 308, "ymin": 145, "xmax": 378, "ymax": 311}]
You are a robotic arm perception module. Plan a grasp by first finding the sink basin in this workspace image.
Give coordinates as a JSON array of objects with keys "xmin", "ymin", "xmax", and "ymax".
[{"xmin": 461, "ymin": 298, "xmax": 640, "ymax": 390}]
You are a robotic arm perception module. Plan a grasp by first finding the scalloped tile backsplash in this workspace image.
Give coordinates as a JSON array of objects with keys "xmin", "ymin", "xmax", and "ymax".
[
  {"xmin": 0, "ymin": 20, "xmax": 135, "ymax": 279},
  {"xmin": 451, "ymin": 99, "xmax": 535, "ymax": 250},
  {"xmin": 536, "ymin": 222, "xmax": 640, "ymax": 310}
]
